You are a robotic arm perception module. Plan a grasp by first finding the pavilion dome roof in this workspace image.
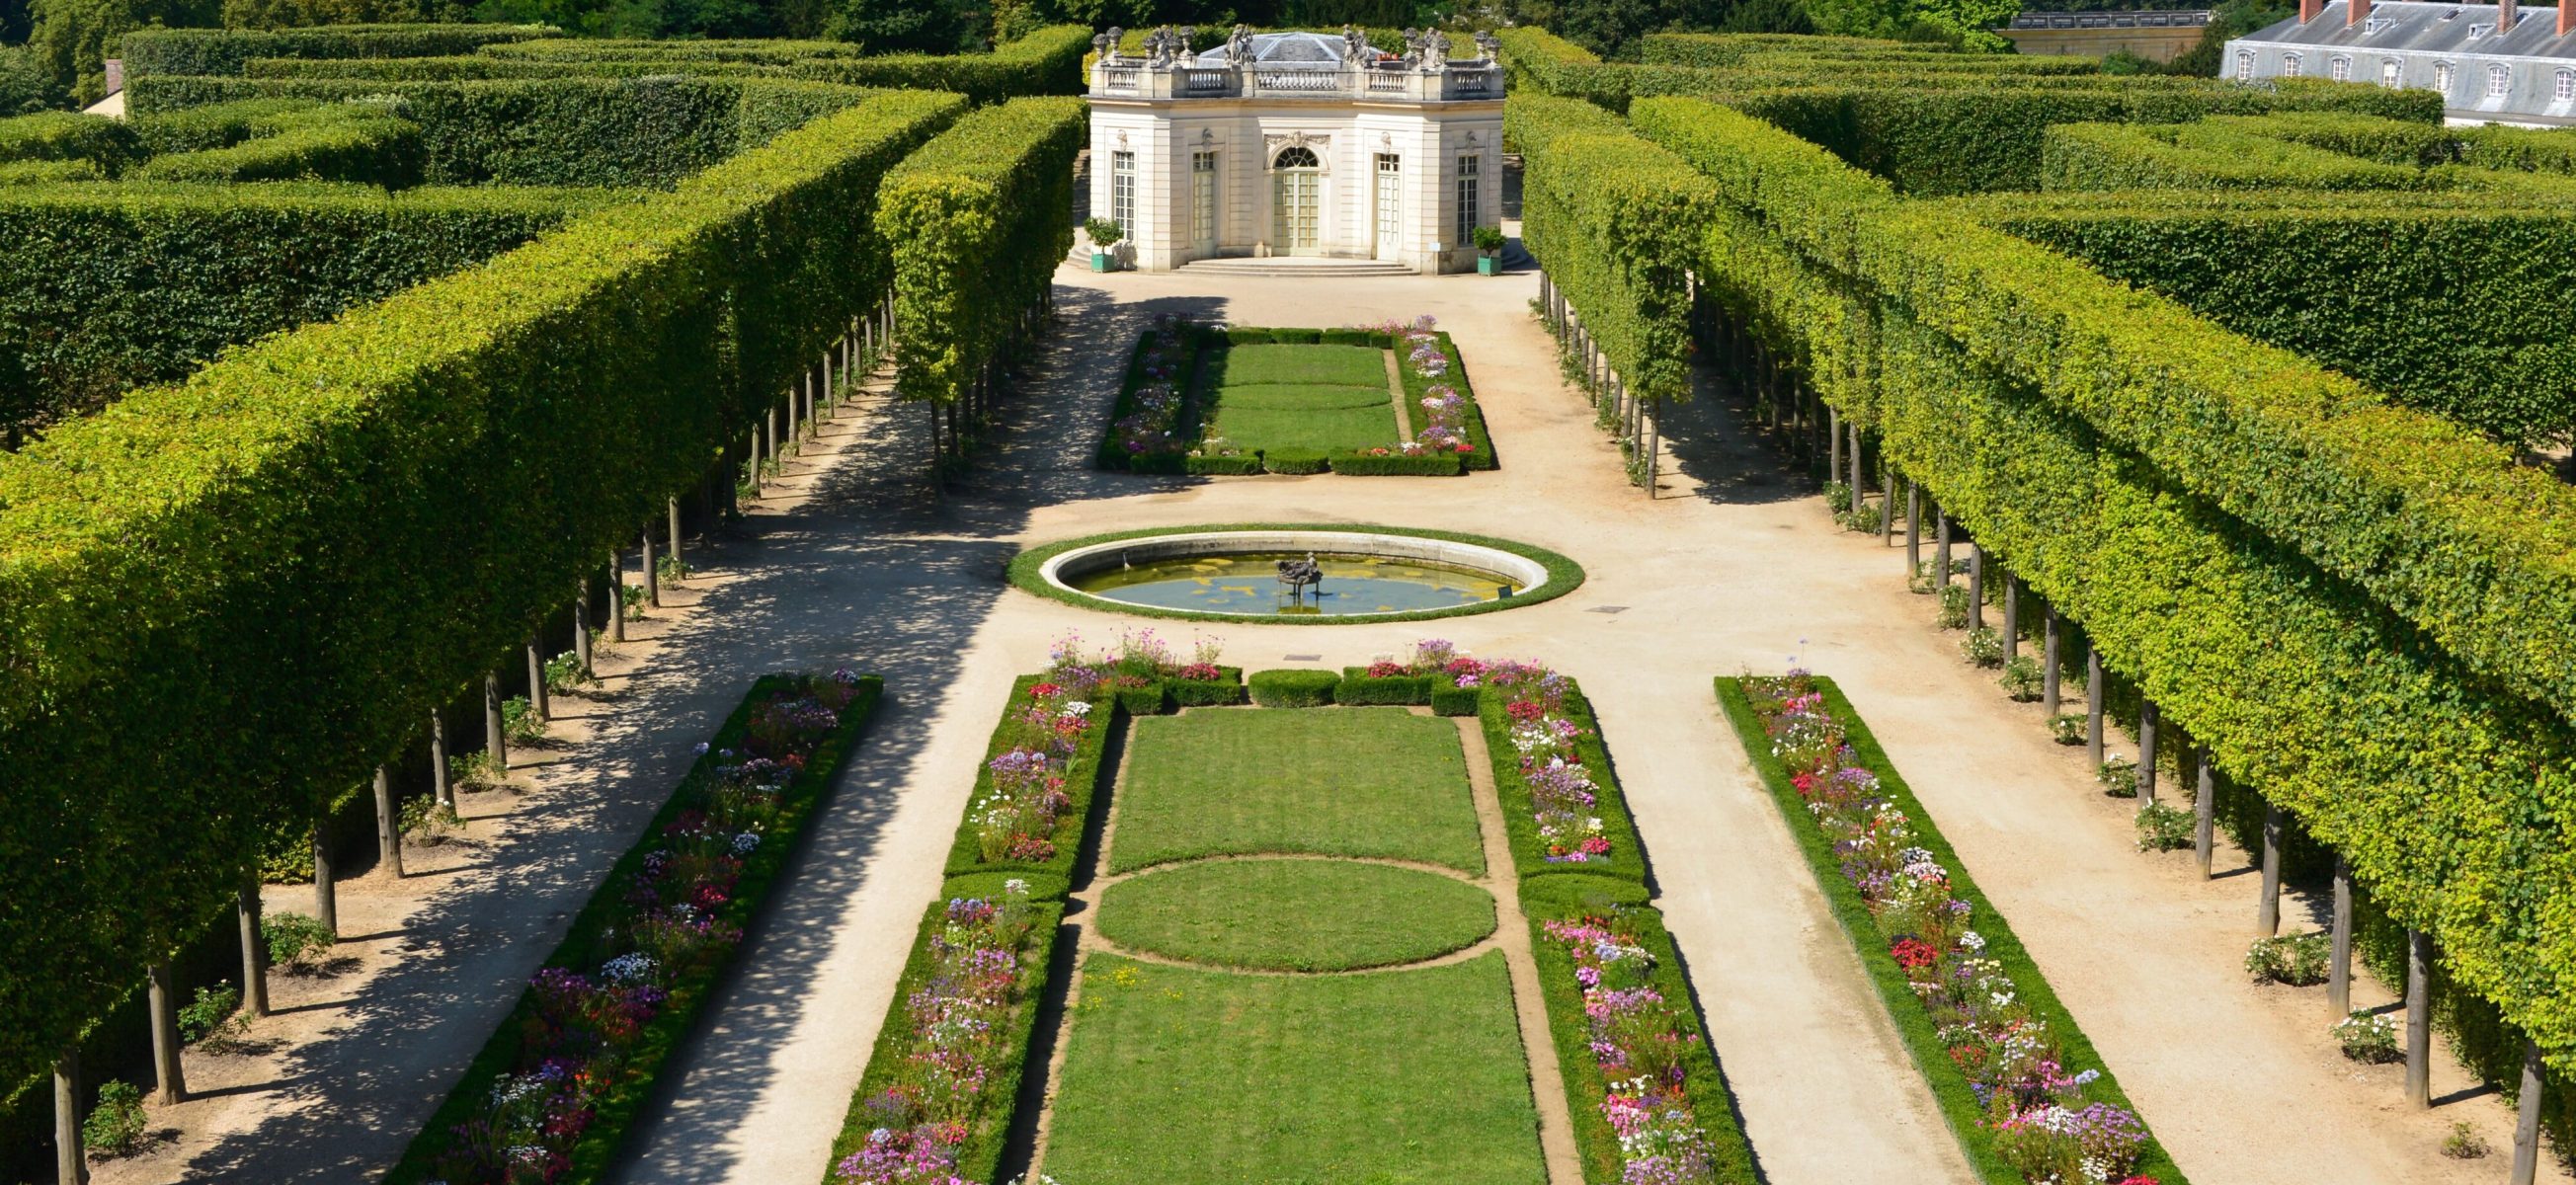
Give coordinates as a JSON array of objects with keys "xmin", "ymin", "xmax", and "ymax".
[{"xmin": 1192, "ymin": 31, "xmax": 1371, "ymax": 68}]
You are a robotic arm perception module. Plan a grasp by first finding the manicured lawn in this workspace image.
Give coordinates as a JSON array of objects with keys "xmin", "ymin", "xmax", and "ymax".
[
  {"xmin": 1107, "ymin": 708, "xmax": 1484, "ymax": 875},
  {"xmin": 1212, "ymin": 343, "xmax": 1388, "ymax": 387},
  {"xmin": 1204, "ymin": 343, "xmax": 1401, "ymax": 455},
  {"xmin": 1041, "ymin": 951, "xmax": 1547, "ymax": 1185},
  {"xmin": 1096, "ymin": 858, "xmax": 1495, "ymax": 971}
]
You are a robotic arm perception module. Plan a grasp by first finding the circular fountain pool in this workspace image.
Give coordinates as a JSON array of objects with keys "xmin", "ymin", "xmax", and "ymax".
[{"xmin": 1013, "ymin": 526, "xmax": 1581, "ymax": 623}]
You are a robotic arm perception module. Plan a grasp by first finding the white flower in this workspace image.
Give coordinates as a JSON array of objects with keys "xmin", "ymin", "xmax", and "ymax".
[
  {"xmin": 1958, "ymin": 930, "xmax": 1986, "ymax": 953},
  {"xmin": 732, "ymin": 831, "xmax": 761, "ymax": 854},
  {"xmin": 1060, "ymin": 701, "xmax": 1092, "ymax": 718}
]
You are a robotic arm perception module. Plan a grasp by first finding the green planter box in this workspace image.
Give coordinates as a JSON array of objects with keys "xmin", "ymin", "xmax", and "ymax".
[
  {"xmin": 1477, "ymin": 255, "xmax": 1497, "ymax": 276},
  {"xmin": 1090, "ymin": 252, "xmax": 1111, "ymax": 273}
]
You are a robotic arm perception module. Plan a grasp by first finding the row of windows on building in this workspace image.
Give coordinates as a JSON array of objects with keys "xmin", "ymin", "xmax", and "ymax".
[
  {"xmin": 1104, "ymin": 148, "xmax": 1488, "ymax": 245},
  {"xmin": 2238, "ymin": 50, "xmax": 2576, "ymax": 99}
]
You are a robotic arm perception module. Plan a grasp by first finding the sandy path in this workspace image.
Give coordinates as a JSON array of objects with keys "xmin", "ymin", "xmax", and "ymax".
[{"xmin": 97, "ymin": 257, "xmax": 2567, "ymax": 1185}]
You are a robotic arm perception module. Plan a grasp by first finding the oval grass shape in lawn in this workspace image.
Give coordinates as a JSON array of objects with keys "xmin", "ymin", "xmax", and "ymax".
[{"xmin": 1096, "ymin": 858, "xmax": 1496, "ymax": 972}]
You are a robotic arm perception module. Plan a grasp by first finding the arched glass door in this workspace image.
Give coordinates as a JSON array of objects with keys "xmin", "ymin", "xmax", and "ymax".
[{"xmin": 1271, "ymin": 145, "xmax": 1321, "ymax": 255}]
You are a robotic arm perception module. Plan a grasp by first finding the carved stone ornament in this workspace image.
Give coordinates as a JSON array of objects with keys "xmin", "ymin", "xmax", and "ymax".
[{"xmin": 1261, "ymin": 130, "xmax": 1329, "ymax": 171}]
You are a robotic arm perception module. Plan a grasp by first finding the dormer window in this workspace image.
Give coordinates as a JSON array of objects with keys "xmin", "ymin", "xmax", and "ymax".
[
  {"xmin": 2467, "ymin": 23, "xmax": 2491, "ymax": 37},
  {"xmin": 2365, "ymin": 17, "xmax": 2393, "ymax": 31}
]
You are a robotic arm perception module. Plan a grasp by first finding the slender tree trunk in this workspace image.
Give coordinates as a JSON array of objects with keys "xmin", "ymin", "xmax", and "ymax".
[
  {"xmin": 2406, "ymin": 929, "xmax": 2433, "ymax": 1107},
  {"xmin": 2258, "ymin": 801, "xmax": 2284, "ymax": 933},
  {"xmin": 571, "ymin": 582, "xmax": 591, "ymax": 675},
  {"xmin": 54, "ymin": 1048, "xmax": 84, "ymax": 1185},
  {"xmin": 2328, "ymin": 855, "xmax": 2354, "ymax": 1014},
  {"xmin": 524, "ymin": 638, "xmax": 547, "ymax": 723},
  {"xmin": 312, "ymin": 823, "xmax": 337, "ymax": 938},
  {"xmin": 1880, "ymin": 457, "xmax": 1895, "ymax": 547},
  {"xmin": 2195, "ymin": 750, "xmax": 2219, "ymax": 877},
  {"xmin": 748, "ymin": 428, "xmax": 764, "ymax": 495},
  {"xmin": 1934, "ymin": 508, "xmax": 1953, "ymax": 589},
  {"xmin": 2086, "ymin": 647, "xmax": 2105, "ymax": 766},
  {"xmin": 238, "ymin": 878, "xmax": 267, "ymax": 1016},
  {"xmin": 2043, "ymin": 606, "xmax": 2062, "ymax": 715},
  {"xmin": 1905, "ymin": 482, "xmax": 1921, "ymax": 576},
  {"xmin": 2138, "ymin": 699, "xmax": 2159, "ymax": 805},
  {"xmin": 605, "ymin": 552, "xmax": 625, "ymax": 644},
  {"xmin": 1645, "ymin": 403, "xmax": 1658, "ymax": 497},
  {"xmin": 485, "ymin": 672, "xmax": 508, "ymax": 771},
  {"xmin": 1968, "ymin": 545, "xmax": 1985, "ymax": 631},
  {"xmin": 429, "ymin": 711, "xmax": 451, "ymax": 812},
  {"xmin": 372, "ymin": 766, "xmax": 402, "ymax": 878},
  {"xmin": 147, "ymin": 961, "xmax": 185, "ymax": 1103},
  {"xmin": 641, "ymin": 527, "xmax": 659, "ymax": 609},
  {"xmin": 1828, "ymin": 407, "xmax": 1842, "ymax": 490},
  {"xmin": 668, "ymin": 497, "xmax": 684, "ymax": 578},
  {"xmin": 2001, "ymin": 575, "xmax": 2019, "ymax": 662},
  {"xmin": 2512, "ymin": 1040, "xmax": 2545, "ymax": 1185}
]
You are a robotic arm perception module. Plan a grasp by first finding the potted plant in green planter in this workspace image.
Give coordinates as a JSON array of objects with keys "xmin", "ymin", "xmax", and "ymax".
[
  {"xmin": 1085, "ymin": 216, "xmax": 1124, "ymax": 273},
  {"xmin": 1472, "ymin": 225, "xmax": 1506, "ymax": 276}
]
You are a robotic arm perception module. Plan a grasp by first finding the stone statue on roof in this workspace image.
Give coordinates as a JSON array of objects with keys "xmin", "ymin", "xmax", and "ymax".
[
  {"xmin": 1473, "ymin": 31, "xmax": 1499, "ymax": 61},
  {"xmin": 1343, "ymin": 24, "xmax": 1370, "ymax": 62},
  {"xmin": 1228, "ymin": 24, "xmax": 1253, "ymax": 63}
]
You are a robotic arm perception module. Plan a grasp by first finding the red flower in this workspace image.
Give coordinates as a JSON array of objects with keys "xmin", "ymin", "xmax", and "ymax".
[{"xmin": 1891, "ymin": 937, "xmax": 1938, "ymax": 970}]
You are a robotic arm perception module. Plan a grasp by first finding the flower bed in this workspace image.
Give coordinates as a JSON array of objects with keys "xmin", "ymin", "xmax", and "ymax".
[
  {"xmin": 1456, "ymin": 648, "xmax": 1649, "ymax": 884},
  {"xmin": 942, "ymin": 629, "xmax": 1226, "ymax": 882},
  {"xmin": 1092, "ymin": 313, "xmax": 1210, "ymax": 474},
  {"xmin": 387, "ymin": 671, "xmax": 884, "ymax": 1185},
  {"xmin": 1366, "ymin": 315, "xmax": 1496, "ymax": 472},
  {"xmin": 825, "ymin": 875, "xmax": 1062, "ymax": 1185},
  {"xmin": 1717, "ymin": 673, "xmax": 2187, "ymax": 1185},
  {"xmin": 1524, "ymin": 889, "xmax": 1756, "ymax": 1185}
]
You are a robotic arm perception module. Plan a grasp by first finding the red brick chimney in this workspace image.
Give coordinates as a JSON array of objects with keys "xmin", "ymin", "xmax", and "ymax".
[
  {"xmin": 2498, "ymin": 0, "xmax": 2517, "ymax": 33},
  {"xmin": 2301, "ymin": 0, "xmax": 2322, "ymax": 21},
  {"xmin": 2348, "ymin": 0, "xmax": 2370, "ymax": 25},
  {"xmin": 2560, "ymin": 0, "xmax": 2570, "ymax": 37}
]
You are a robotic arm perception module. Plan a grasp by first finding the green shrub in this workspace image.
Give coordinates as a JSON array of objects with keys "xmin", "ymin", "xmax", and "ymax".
[
  {"xmin": 2049, "ymin": 712, "xmax": 2086, "ymax": 745},
  {"xmin": 176, "ymin": 983, "xmax": 244, "ymax": 1046},
  {"xmin": 1959, "ymin": 625, "xmax": 2001, "ymax": 666},
  {"xmin": 2246, "ymin": 932, "xmax": 2330, "ymax": 986},
  {"xmin": 1431, "ymin": 684, "xmax": 1483, "ymax": 717},
  {"xmin": 2134, "ymin": 801, "xmax": 2193, "ymax": 851},
  {"xmin": 401, "ymin": 794, "xmax": 463, "ymax": 844},
  {"xmin": 1259, "ymin": 448, "xmax": 1329, "ymax": 475},
  {"xmin": 2096, "ymin": 756, "xmax": 2138, "ymax": 798},
  {"xmin": 2444, "ymin": 1121, "xmax": 2493, "ymax": 1159},
  {"xmin": 0, "ymin": 158, "xmax": 105, "ymax": 184},
  {"xmin": 542, "ymin": 650, "xmax": 589, "ymax": 693},
  {"xmin": 82, "ymin": 1079, "xmax": 146, "ymax": 1156},
  {"xmin": 121, "ymin": 23, "xmax": 560, "ymax": 79},
  {"xmin": 2333, "ymin": 1009, "xmax": 2401, "ymax": 1063},
  {"xmin": 129, "ymin": 97, "xmax": 328, "ymax": 154},
  {"xmin": 783, "ymin": 25, "xmax": 1091, "ymax": 104},
  {"xmin": 1935, "ymin": 584, "xmax": 1970, "ymax": 629},
  {"xmin": 130, "ymin": 106, "xmax": 425, "ymax": 187},
  {"xmin": 502, "ymin": 695, "xmax": 545, "ymax": 744},
  {"xmin": 1248, "ymin": 669, "xmax": 1339, "ymax": 708},
  {"xmin": 1115, "ymin": 685, "xmax": 1166, "ymax": 717},
  {"xmin": 448, "ymin": 750, "xmax": 505, "ymax": 791},
  {"xmin": 1167, "ymin": 670, "xmax": 1248, "ymax": 707},
  {"xmin": 1182, "ymin": 453, "xmax": 1262, "ymax": 476},
  {"xmin": 261, "ymin": 911, "xmax": 334, "ymax": 969},
  {"xmin": 2039, "ymin": 119, "xmax": 2441, "ymax": 193},
  {"xmin": 1999, "ymin": 655, "xmax": 2042, "ymax": 700}
]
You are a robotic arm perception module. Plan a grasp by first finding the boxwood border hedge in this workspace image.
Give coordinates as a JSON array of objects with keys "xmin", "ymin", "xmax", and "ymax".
[
  {"xmin": 1005, "ymin": 523, "xmax": 1586, "ymax": 626},
  {"xmin": 383, "ymin": 672, "xmax": 882, "ymax": 1185},
  {"xmin": 1717, "ymin": 675, "xmax": 2187, "ymax": 1184}
]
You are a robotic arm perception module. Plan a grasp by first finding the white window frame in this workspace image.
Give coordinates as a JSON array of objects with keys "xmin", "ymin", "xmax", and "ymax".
[
  {"xmin": 2436, "ymin": 61, "xmax": 2455, "ymax": 93},
  {"xmin": 2236, "ymin": 50, "xmax": 2254, "ymax": 83},
  {"xmin": 2488, "ymin": 63, "xmax": 2512, "ymax": 97},
  {"xmin": 1190, "ymin": 149, "xmax": 1217, "ymax": 247},
  {"xmin": 1455, "ymin": 153, "xmax": 1481, "ymax": 245},
  {"xmin": 2283, "ymin": 52, "xmax": 2302, "ymax": 78},
  {"xmin": 2558, "ymin": 69, "xmax": 2575, "ymax": 102},
  {"xmin": 2381, "ymin": 58, "xmax": 2401, "ymax": 87},
  {"xmin": 1110, "ymin": 149, "xmax": 1136, "ymax": 239},
  {"xmin": 2331, "ymin": 56, "xmax": 2351, "ymax": 82}
]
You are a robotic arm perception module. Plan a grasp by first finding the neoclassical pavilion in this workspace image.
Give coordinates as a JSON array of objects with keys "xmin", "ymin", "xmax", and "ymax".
[{"xmin": 1086, "ymin": 26, "xmax": 1506, "ymax": 273}]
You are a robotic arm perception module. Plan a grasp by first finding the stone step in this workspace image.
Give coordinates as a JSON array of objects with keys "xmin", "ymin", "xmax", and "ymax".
[{"xmin": 1175, "ymin": 257, "xmax": 1419, "ymax": 277}]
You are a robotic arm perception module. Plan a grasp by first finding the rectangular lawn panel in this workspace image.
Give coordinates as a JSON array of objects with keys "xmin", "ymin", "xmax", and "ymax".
[
  {"xmin": 1041, "ymin": 951, "xmax": 1547, "ymax": 1185},
  {"xmin": 1208, "ymin": 405, "xmax": 1403, "ymax": 455},
  {"xmin": 1108, "ymin": 707, "xmax": 1484, "ymax": 874},
  {"xmin": 1211, "ymin": 342, "xmax": 1388, "ymax": 387},
  {"xmin": 1213, "ymin": 381, "xmax": 1391, "ymax": 411}
]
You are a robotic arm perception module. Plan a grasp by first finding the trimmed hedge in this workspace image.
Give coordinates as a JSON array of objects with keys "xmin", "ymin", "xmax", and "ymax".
[
  {"xmin": 2458, "ymin": 124, "xmax": 2576, "ymax": 174},
  {"xmin": 1006, "ymin": 523, "xmax": 1587, "ymax": 627},
  {"xmin": 242, "ymin": 53, "xmax": 784, "ymax": 81},
  {"xmin": 0, "ymin": 90, "xmax": 964, "ymax": 1095},
  {"xmin": 120, "ymin": 23, "xmax": 559, "ymax": 79},
  {"xmin": 1716, "ymin": 676, "xmax": 2187, "ymax": 1183},
  {"xmin": 0, "ymin": 182, "xmax": 600, "ymax": 441},
  {"xmin": 0, "ymin": 111, "xmax": 138, "ymax": 174},
  {"xmin": 1651, "ymin": 90, "xmax": 2576, "ymax": 1071},
  {"xmin": 1506, "ymin": 94, "xmax": 1712, "ymax": 408},
  {"xmin": 1966, "ymin": 188, "xmax": 2576, "ymax": 448},
  {"xmin": 129, "ymin": 97, "xmax": 327, "ymax": 154},
  {"xmin": 1248, "ymin": 669, "xmax": 1339, "ymax": 707},
  {"xmin": 2038, "ymin": 119, "xmax": 2443, "ymax": 192},
  {"xmin": 123, "ymin": 76, "xmax": 880, "ymax": 188},
  {"xmin": 129, "ymin": 105, "xmax": 424, "ymax": 186},
  {"xmin": 1335, "ymin": 668, "xmax": 1432, "ymax": 705},
  {"xmin": 785, "ymin": 25, "xmax": 1091, "ymax": 105},
  {"xmin": 883, "ymin": 95, "xmax": 1084, "ymax": 412},
  {"xmin": 0, "ymin": 158, "xmax": 104, "ymax": 184},
  {"xmin": 384, "ymin": 673, "xmax": 882, "ymax": 1185}
]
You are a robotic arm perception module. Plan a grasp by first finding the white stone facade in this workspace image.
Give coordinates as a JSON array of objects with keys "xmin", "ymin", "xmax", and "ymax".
[{"xmin": 1087, "ymin": 28, "xmax": 1505, "ymax": 274}]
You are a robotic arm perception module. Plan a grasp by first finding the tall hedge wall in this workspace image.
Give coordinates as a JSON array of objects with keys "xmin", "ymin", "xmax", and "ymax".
[
  {"xmin": 127, "ymin": 104, "xmax": 425, "ymax": 186},
  {"xmin": 0, "ymin": 88, "xmax": 964, "ymax": 1096},
  {"xmin": 1965, "ymin": 190, "xmax": 2576, "ymax": 449},
  {"xmin": 1631, "ymin": 93, "xmax": 2576, "ymax": 1072},
  {"xmin": 120, "ymin": 23, "xmax": 559, "ymax": 79},
  {"xmin": 883, "ymin": 95, "xmax": 1083, "ymax": 410},
  {"xmin": 0, "ymin": 182, "xmax": 599, "ymax": 444},
  {"xmin": 123, "ymin": 76, "xmax": 875, "ymax": 188},
  {"xmin": 1505, "ymin": 94, "xmax": 1712, "ymax": 405},
  {"xmin": 0, "ymin": 111, "xmax": 139, "ymax": 175},
  {"xmin": 476, "ymin": 25, "xmax": 1093, "ymax": 105},
  {"xmin": 2037, "ymin": 119, "xmax": 2445, "ymax": 192}
]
